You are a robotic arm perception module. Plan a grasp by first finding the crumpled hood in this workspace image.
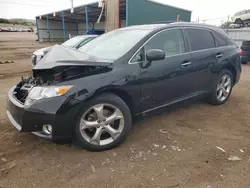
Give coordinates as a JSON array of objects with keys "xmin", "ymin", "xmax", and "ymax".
[
  {"xmin": 33, "ymin": 45, "xmax": 113, "ymax": 70},
  {"xmin": 33, "ymin": 46, "xmax": 52, "ymax": 56}
]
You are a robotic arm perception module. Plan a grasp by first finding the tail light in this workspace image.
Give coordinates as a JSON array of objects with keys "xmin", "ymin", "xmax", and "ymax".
[{"xmin": 239, "ymin": 49, "xmax": 243, "ymax": 56}]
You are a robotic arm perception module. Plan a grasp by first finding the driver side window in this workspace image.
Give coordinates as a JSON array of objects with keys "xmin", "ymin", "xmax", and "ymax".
[
  {"xmin": 144, "ymin": 29, "xmax": 185, "ymax": 57},
  {"xmin": 130, "ymin": 29, "xmax": 185, "ymax": 63}
]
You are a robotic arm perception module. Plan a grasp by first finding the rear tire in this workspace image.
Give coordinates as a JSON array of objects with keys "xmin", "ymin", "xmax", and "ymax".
[
  {"xmin": 207, "ymin": 70, "xmax": 233, "ymax": 105},
  {"xmin": 74, "ymin": 93, "xmax": 132, "ymax": 151}
]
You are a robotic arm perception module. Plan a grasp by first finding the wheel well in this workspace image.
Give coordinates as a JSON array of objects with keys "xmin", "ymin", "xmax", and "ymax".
[
  {"xmin": 107, "ymin": 89, "xmax": 134, "ymax": 113},
  {"xmin": 235, "ymin": 18, "xmax": 243, "ymax": 24},
  {"xmin": 91, "ymin": 89, "xmax": 134, "ymax": 114},
  {"xmin": 224, "ymin": 65, "xmax": 237, "ymax": 84}
]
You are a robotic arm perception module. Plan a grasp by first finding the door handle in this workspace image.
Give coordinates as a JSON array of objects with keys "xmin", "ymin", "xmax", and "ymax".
[
  {"xmin": 216, "ymin": 53, "xmax": 223, "ymax": 58},
  {"xmin": 181, "ymin": 61, "xmax": 192, "ymax": 67}
]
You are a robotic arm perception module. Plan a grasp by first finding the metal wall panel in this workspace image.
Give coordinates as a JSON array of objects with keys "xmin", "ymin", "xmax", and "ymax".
[
  {"xmin": 128, "ymin": 0, "xmax": 191, "ymax": 26},
  {"xmin": 226, "ymin": 29, "xmax": 250, "ymax": 47},
  {"xmin": 37, "ymin": 19, "xmax": 78, "ymax": 42}
]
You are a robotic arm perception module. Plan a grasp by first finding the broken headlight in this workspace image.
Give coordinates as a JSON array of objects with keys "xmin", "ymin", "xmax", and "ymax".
[{"xmin": 24, "ymin": 85, "xmax": 72, "ymax": 106}]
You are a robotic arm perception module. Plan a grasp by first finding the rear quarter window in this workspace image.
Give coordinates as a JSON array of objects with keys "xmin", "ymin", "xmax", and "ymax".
[
  {"xmin": 212, "ymin": 32, "xmax": 228, "ymax": 47},
  {"xmin": 185, "ymin": 28, "xmax": 215, "ymax": 51}
]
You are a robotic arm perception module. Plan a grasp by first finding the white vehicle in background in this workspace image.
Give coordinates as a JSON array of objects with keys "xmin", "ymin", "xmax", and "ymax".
[
  {"xmin": 32, "ymin": 35, "xmax": 97, "ymax": 66},
  {"xmin": 232, "ymin": 9, "xmax": 250, "ymax": 24},
  {"xmin": 229, "ymin": 23, "xmax": 241, "ymax": 28}
]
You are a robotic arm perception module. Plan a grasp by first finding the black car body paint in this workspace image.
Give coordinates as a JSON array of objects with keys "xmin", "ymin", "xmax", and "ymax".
[{"xmin": 6, "ymin": 23, "xmax": 241, "ymax": 142}]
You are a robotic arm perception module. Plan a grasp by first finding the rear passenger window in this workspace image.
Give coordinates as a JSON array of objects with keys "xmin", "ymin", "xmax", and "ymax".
[
  {"xmin": 186, "ymin": 28, "xmax": 215, "ymax": 51},
  {"xmin": 213, "ymin": 33, "xmax": 227, "ymax": 47}
]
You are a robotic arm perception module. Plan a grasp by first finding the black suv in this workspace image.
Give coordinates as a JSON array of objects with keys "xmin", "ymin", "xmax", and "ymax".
[{"xmin": 6, "ymin": 23, "xmax": 241, "ymax": 151}]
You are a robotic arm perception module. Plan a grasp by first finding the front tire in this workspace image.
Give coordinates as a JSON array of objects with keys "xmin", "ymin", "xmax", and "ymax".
[
  {"xmin": 74, "ymin": 93, "xmax": 132, "ymax": 151},
  {"xmin": 207, "ymin": 70, "xmax": 233, "ymax": 105}
]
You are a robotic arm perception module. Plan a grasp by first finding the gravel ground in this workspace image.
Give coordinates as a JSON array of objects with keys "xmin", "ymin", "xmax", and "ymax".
[{"xmin": 0, "ymin": 33, "xmax": 250, "ymax": 188}]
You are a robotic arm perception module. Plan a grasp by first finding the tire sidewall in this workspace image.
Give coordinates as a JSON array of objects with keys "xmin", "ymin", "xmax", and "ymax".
[
  {"xmin": 74, "ymin": 93, "xmax": 132, "ymax": 151},
  {"xmin": 211, "ymin": 70, "xmax": 233, "ymax": 105}
]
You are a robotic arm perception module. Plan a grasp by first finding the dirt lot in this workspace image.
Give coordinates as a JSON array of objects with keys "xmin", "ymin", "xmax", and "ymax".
[{"xmin": 0, "ymin": 33, "xmax": 250, "ymax": 188}]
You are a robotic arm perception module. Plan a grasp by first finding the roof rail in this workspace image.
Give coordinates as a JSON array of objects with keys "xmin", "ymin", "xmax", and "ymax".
[{"xmin": 150, "ymin": 21, "xmax": 186, "ymax": 24}]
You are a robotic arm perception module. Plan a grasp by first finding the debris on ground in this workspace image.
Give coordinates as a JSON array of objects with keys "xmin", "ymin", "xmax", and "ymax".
[
  {"xmin": 162, "ymin": 145, "xmax": 166, "ymax": 149},
  {"xmin": 109, "ymin": 167, "xmax": 115, "ymax": 172},
  {"xmin": 216, "ymin": 146, "xmax": 226, "ymax": 153},
  {"xmin": 135, "ymin": 151, "xmax": 143, "ymax": 159},
  {"xmin": 1, "ymin": 161, "xmax": 17, "ymax": 176},
  {"xmin": 91, "ymin": 165, "xmax": 96, "ymax": 173},
  {"xmin": 153, "ymin": 144, "xmax": 160, "ymax": 148},
  {"xmin": 228, "ymin": 156, "xmax": 242, "ymax": 161},
  {"xmin": 15, "ymin": 142, "xmax": 22, "ymax": 146},
  {"xmin": 168, "ymin": 183, "xmax": 180, "ymax": 188},
  {"xmin": 8, "ymin": 162, "xmax": 17, "ymax": 169},
  {"xmin": 240, "ymin": 149, "xmax": 244, "ymax": 153},
  {"xmin": 1, "ymin": 158, "xmax": 7, "ymax": 162},
  {"xmin": 106, "ymin": 158, "xmax": 111, "ymax": 164},
  {"xmin": 159, "ymin": 129, "xmax": 171, "ymax": 136},
  {"xmin": 170, "ymin": 146, "xmax": 181, "ymax": 152},
  {"xmin": 129, "ymin": 148, "xmax": 136, "ymax": 153},
  {"xmin": 220, "ymin": 174, "xmax": 225, "ymax": 181},
  {"xmin": 0, "ymin": 60, "xmax": 14, "ymax": 64}
]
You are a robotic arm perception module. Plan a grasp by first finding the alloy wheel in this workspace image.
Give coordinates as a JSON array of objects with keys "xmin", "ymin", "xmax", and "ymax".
[
  {"xmin": 216, "ymin": 74, "xmax": 232, "ymax": 102},
  {"xmin": 79, "ymin": 104, "xmax": 125, "ymax": 146}
]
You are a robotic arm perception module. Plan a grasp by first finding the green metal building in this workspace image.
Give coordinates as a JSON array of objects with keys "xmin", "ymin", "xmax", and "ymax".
[
  {"xmin": 36, "ymin": 0, "xmax": 192, "ymax": 42},
  {"xmin": 127, "ymin": 0, "xmax": 192, "ymax": 25}
]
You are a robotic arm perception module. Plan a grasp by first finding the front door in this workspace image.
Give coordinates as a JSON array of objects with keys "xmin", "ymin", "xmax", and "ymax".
[{"xmin": 133, "ymin": 28, "xmax": 194, "ymax": 113}]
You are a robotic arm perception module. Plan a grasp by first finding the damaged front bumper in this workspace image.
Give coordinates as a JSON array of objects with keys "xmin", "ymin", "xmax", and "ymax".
[
  {"xmin": 6, "ymin": 86, "xmax": 77, "ymax": 141},
  {"xmin": 6, "ymin": 87, "xmax": 53, "ymax": 139}
]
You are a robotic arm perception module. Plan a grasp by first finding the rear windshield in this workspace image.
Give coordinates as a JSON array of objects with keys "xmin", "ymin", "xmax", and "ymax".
[{"xmin": 78, "ymin": 29, "xmax": 151, "ymax": 60}]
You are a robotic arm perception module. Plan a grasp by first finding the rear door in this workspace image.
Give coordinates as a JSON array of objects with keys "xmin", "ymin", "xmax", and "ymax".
[
  {"xmin": 184, "ymin": 28, "xmax": 217, "ymax": 92},
  {"xmin": 211, "ymin": 30, "xmax": 240, "ymax": 78}
]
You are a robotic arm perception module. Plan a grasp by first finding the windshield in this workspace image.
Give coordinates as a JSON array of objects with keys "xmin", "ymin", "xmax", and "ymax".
[
  {"xmin": 78, "ymin": 29, "xmax": 151, "ymax": 60},
  {"xmin": 62, "ymin": 36, "xmax": 88, "ymax": 48}
]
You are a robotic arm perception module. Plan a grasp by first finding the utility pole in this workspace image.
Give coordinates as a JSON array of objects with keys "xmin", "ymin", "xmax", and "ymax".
[{"xmin": 71, "ymin": 0, "xmax": 74, "ymax": 13}]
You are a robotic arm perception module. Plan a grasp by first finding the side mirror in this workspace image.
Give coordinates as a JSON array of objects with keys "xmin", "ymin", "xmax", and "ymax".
[{"xmin": 146, "ymin": 49, "xmax": 165, "ymax": 62}]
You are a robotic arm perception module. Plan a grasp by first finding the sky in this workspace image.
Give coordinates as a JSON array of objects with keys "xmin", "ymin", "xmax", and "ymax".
[{"xmin": 0, "ymin": 0, "xmax": 250, "ymax": 25}]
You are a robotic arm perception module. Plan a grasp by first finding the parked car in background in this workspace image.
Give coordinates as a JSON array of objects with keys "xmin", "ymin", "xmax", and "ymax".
[
  {"xmin": 232, "ymin": 9, "xmax": 250, "ymax": 24},
  {"xmin": 31, "ymin": 35, "xmax": 97, "ymax": 66},
  {"xmin": 240, "ymin": 41, "xmax": 250, "ymax": 64},
  {"xmin": 7, "ymin": 23, "xmax": 241, "ymax": 151}
]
